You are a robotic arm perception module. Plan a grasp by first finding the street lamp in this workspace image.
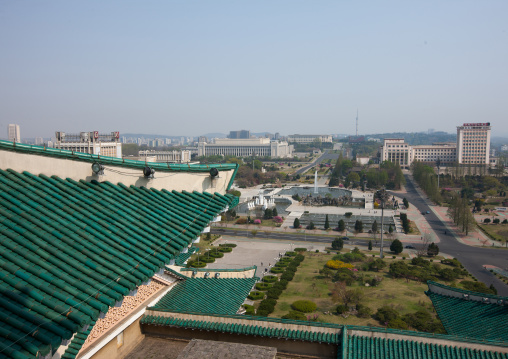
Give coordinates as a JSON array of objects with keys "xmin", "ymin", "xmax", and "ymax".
[
  {"xmin": 376, "ymin": 188, "xmax": 390, "ymax": 259},
  {"xmin": 436, "ymin": 158, "xmax": 441, "ymax": 189}
]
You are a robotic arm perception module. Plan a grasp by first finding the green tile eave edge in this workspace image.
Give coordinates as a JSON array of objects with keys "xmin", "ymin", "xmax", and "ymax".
[
  {"xmin": 0, "ymin": 140, "xmax": 238, "ymax": 174},
  {"xmin": 427, "ymin": 280, "xmax": 508, "ymax": 300},
  {"xmin": 141, "ymin": 309, "xmax": 508, "ymax": 348},
  {"xmin": 179, "ymin": 265, "xmax": 257, "ymax": 273}
]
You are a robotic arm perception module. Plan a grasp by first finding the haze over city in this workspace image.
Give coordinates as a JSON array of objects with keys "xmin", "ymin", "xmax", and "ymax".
[{"xmin": 1, "ymin": 1, "xmax": 507, "ymax": 138}]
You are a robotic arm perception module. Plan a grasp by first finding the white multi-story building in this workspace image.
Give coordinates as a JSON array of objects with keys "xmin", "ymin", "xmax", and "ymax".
[
  {"xmin": 7, "ymin": 124, "xmax": 21, "ymax": 142},
  {"xmin": 138, "ymin": 150, "xmax": 191, "ymax": 163},
  {"xmin": 380, "ymin": 139, "xmax": 412, "ymax": 169},
  {"xmin": 55, "ymin": 131, "xmax": 122, "ymax": 158},
  {"xmin": 287, "ymin": 134, "xmax": 333, "ymax": 144},
  {"xmin": 456, "ymin": 123, "xmax": 491, "ymax": 165},
  {"xmin": 380, "ymin": 123, "xmax": 493, "ymax": 170},
  {"xmin": 197, "ymin": 138, "xmax": 293, "ymax": 158},
  {"xmin": 412, "ymin": 143, "xmax": 457, "ymax": 165}
]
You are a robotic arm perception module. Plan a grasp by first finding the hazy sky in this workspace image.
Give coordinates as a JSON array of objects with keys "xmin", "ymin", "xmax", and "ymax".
[{"xmin": 1, "ymin": 1, "xmax": 507, "ymax": 139}]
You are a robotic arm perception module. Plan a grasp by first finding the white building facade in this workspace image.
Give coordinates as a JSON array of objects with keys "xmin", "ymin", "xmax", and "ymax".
[
  {"xmin": 138, "ymin": 150, "xmax": 191, "ymax": 163},
  {"xmin": 7, "ymin": 124, "xmax": 20, "ymax": 142},
  {"xmin": 55, "ymin": 131, "xmax": 122, "ymax": 158},
  {"xmin": 287, "ymin": 134, "xmax": 333, "ymax": 144},
  {"xmin": 456, "ymin": 123, "xmax": 491, "ymax": 165},
  {"xmin": 197, "ymin": 138, "xmax": 293, "ymax": 158}
]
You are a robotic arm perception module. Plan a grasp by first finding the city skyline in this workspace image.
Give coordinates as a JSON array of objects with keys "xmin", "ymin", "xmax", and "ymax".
[{"xmin": 1, "ymin": 1, "xmax": 507, "ymax": 138}]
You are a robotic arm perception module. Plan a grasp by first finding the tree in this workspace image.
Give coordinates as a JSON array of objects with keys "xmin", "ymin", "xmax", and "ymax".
[
  {"xmin": 390, "ymin": 239, "xmax": 403, "ymax": 254},
  {"xmin": 272, "ymin": 207, "xmax": 278, "ymax": 217},
  {"xmin": 332, "ymin": 237, "xmax": 344, "ymax": 251},
  {"xmin": 264, "ymin": 208, "xmax": 273, "ymax": 219},
  {"xmin": 354, "ymin": 220, "xmax": 363, "ymax": 233},
  {"xmin": 371, "ymin": 220, "xmax": 378, "ymax": 234},
  {"xmin": 307, "ymin": 221, "xmax": 315, "ymax": 230},
  {"xmin": 338, "ymin": 219, "xmax": 345, "ymax": 232},
  {"xmin": 427, "ymin": 242, "xmax": 439, "ymax": 256},
  {"xmin": 368, "ymin": 240, "xmax": 373, "ymax": 251},
  {"xmin": 293, "ymin": 218, "xmax": 300, "ymax": 228},
  {"xmin": 403, "ymin": 197, "xmax": 409, "ymax": 209},
  {"xmin": 388, "ymin": 224, "xmax": 394, "ymax": 234},
  {"xmin": 324, "ymin": 215, "xmax": 330, "ymax": 230}
]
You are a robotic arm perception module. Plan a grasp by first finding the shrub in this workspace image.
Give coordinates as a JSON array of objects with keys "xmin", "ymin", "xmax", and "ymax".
[
  {"xmin": 254, "ymin": 219, "xmax": 262, "ymax": 224},
  {"xmin": 197, "ymin": 256, "xmax": 215, "ymax": 263},
  {"xmin": 219, "ymin": 243, "xmax": 237, "ymax": 248},
  {"xmin": 390, "ymin": 239, "xmax": 403, "ymax": 254},
  {"xmin": 207, "ymin": 251, "xmax": 224, "ymax": 258},
  {"xmin": 187, "ymin": 261, "xmax": 206, "ymax": 268},
  {"xmin": 266, "ymin": 287, "xmax": 283, "ymax": 299},
  {"xmin": 273, "ymin": 279, "xmax": 288, "ymax": 290},
  {"xmin": 493, "ymin": 218, "xmax": 500, "ymax": 224},
  {"xmin": 235, "ymin": 217, "xmax": 248, "ymax": 224},
  {"xmin": 218, "ymin": 247, "xmax": 232, "ymax": 253},
  {"xmin": 461, "ymin": 280, "xmax": 496, "ymax": 294},
  {"xmin": 285, "ymin": 251, "xmax": 297, "ymax": 257},
  {"xmin": 332, "ymin": 237, "xmax": 344, "ymax": 250},
  {"xmin": 273, "ymin": 216, "xmax": 283, "ymax": 223},
  {"xmin": 282, "ymin": 311, "xmax": 307, "ymax": 321},
  {"xmin": 258, "ymin": 298, "xmax": 277, "ymax": 315},
  {"xmin": 336, "ymin": 304, "xmax": 348, "ymax": 314},
  {"xmin": 427, "ymin": 243, "xmax": 439, "ymax": 256},
  {"xmin": 356, "ymin": 304, "xmax": 372, "ymax": 318},
  {"xmin": 293, "ymin": 218, "xmax": 301, "ymax": 228},
  {"xmin": 270, "ymin": 267, "xmax": 284, "ymax": 274},
  {"xmin": 375, "ymin": 306, "xmax": 399, "ymax": 323},
  {"xmin": 291, "ymin": 300, "xmax": 317, "ymax": 313},
  {"xmin": 484, "ymin": 218, "xmax": 491, "ymax": 223},
  {"xmin": 326, "ymin": 260, "xmax": 354, "ymax": 270},
  {"xmin": 275, "ymin": 261, "xmax": 288, "ymax": 268},
  {"xmin": 263, "ymin": 275, "xmax": 278, "ymax": 283},
  {"xmin": 255, "ymin": 283, "xmax": 272, "ymax": 291},
  {"xmin": 294, "ymin": 248, "xmax": 307, "ymax": 252},
  {"xmin": 306, "ymin": 221, "xmax": 315, "ymax": 230},
  {"xmin": 281, "ymin": 271, "xmax": 295, "ymax": 281},
  {"xmin": 243, "ymin": 304, "xmax": 255, "ymax": 315},
  {"xmin": 248, "ymin": 291, "xmax": 265, "ymax": 300}
]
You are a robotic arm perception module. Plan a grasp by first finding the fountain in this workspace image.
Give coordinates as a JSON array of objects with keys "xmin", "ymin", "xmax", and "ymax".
[{"xmin": 314, "ymin": 170, "xmax": 318, "ymax": 194}]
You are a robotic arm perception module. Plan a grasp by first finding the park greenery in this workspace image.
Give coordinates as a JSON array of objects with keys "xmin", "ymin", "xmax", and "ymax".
[{"xmin": 248, "ymin": 246, "xmax": 490, "ymax": 334}]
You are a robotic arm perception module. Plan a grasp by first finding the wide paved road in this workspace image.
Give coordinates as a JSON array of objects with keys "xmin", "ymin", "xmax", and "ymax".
[
  {"xmin": 398, "ymin": 175, "xmax": 508, "ymax": 295},
  {"xmin": 293, "ymin": 150, "xmax": 338, "ymax": 175}
]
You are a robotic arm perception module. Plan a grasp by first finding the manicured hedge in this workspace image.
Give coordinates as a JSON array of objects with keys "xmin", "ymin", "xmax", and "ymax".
[
  {"xmin": 255, "ymin": 282, "xmax": 272, "ymax": 291},
  {"xmin": 243, "ymin": 304, "xmax": 255, "ymax": 315},
  {"xmin": 285, "ymin": 251, "xmax": 297, "ymax": 257},
  {"xmin": 294, "ymin": 248, "xmax": 307, "ymax": 252},
  {"xmin": 218, "ymin": 247, "xmax": 233, "ymax": 253},
  {"xmin": 270, "ymin": 267, "xmax": 284, "ymax": 274},
  {"xmin": 197, "ymin": 256, "xmax": 215, "ymax": 263},
  {"xmin": 219, "ymin": 243, "xmax": 237, "ymax": 248},
  {"xmin": 291, "ymin": 300, "xmax": 317, "ymax": 313},
  {"xmin": 248, "ymin": 291, "xmax": 265, "ymax": 300},
  {"xmin": 266, "ymin": 287, "xmax": 282, "ymax": 300},
  {"xmin": 257, "ymin": 298, "xmax": 277, "ymax": 316},
  {"xmin": 187, "ymin": 261, "xmax": 207, "ymax": 268},
  {"xmin": 263, "ymin": 275, "xmax": 278, "ymax": 283},
  {"xmin": 207, "ymin": 251, "xmax": 224, "ymax": 258}
]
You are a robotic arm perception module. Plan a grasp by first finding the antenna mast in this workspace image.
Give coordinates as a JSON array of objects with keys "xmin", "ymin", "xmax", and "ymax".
[{"xmin": 356, "ymin": 109, "xmax": 358, "ymax": 137}]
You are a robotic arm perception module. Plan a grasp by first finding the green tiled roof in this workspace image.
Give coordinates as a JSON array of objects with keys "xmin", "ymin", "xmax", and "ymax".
[
  {"xmin": 61, "ymin": 319, "xmax": 95, "ymax": 359},
  {"xmin": 427, "ymin": 282, "xmax": 508, "ymax": 342},
  {"xmin": 0, "ymin": 169, "xmax": 233, "ymax": 359},
  {"xmin": 150, "ymin": 276, "xmax": 258, "ymax": 315},
  {"xmin": 141, "ymin": 314, "xmax": 340, "ymax": 344},
  {"xmin": 0, "ymin": 139, "xmax": 239, "ymax": 190},
  {"xmin": 344, "ymin": 333, "xmax": 508, "ymax": 359},
  {"xmin": 174, "ymin": 247, "xmax": 199, "ymax": 266}
]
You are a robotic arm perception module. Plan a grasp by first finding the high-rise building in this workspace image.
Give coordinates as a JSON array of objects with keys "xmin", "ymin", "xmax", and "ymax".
[
  {"xmin": 7, "ymin": 124, "xmax": 20, "ymax": 142},
  {"xmin": 456, "ymin": 123, "xmax": 491, "ymax": 165},
  {"xmin": 228, "ymin": 130, "xmax": 250, "ymax": 139}
]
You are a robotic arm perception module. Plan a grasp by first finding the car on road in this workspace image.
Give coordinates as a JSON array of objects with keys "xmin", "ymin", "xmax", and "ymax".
[
  {"xmin": 426, "ymin": 210, "xmax": 430, "ymax": 214},
  {"xmin": 341, "ymin": 236, "xmax": 350, "ymax": 241},
  {"xmin": 405, "ymin": 245, "xmax": 416, "ymax": 249}
]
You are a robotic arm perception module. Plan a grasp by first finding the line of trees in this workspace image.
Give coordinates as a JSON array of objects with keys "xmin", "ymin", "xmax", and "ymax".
[
  {"xmin": 412, "ymin": 162, "xmax": 442, "ymax": 204},
  {"xmin": 446, "ymin": 193, "xmax": 476, "ymax": 235}
]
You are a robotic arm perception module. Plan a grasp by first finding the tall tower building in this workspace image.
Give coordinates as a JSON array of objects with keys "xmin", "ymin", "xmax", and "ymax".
[
  {"xmin": 7, "ymin": 124, "xmax": 21, "ymax": 142},
  {"xmin": 456, "ymin": 123, "xmax": 491, "ymax": 165}
]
